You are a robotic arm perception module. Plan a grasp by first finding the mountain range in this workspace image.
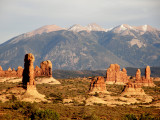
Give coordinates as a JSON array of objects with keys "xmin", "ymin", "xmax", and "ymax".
[{"xmin": 0, "ymin": 23, "xmax": 160, "ymax": 70}]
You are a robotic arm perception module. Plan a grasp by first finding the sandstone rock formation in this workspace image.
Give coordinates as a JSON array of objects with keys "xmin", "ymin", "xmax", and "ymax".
[
  {"xmin": 136, "ymin": 69, "xmax": 141, "ymax": 81},
  {"xmin": 17, "ymin": 66, "xmax": 24, "ymax": 77},
  {"xmin": 8, "ymin": 67, "xmax": 12, "ymax": 71},
  {"xmin": 145, "ymin": 66, "xmax": 151, "ymax": 80},
  {"xmin": 0, "ymin": 66, "xmax": 23, "ymax": 78},
  {"xmin": 121, "ymin": 82, "xmax": 153, "ymax": 103},
  {"xmin": 22, "ymin": 53, "xmax": 35, "ymax": 87},
  {"xmin": 134, "ymin": 66, "xmax": 155, "ymax": 87},
  {"xmin": 21, "ymin": 53, "xmax": 46, "ymax": 102},
  {"xmin": 34, "ymin": 66, "xmax": 42, "ymax": 77},
  {"xmin": 40, "ymin": 60, "xmax": 52, "ymax": 77},
  {"xmin": 0, "ymin": 66, "xmax": 3, "ymax": 71},
  {"xmin": 121, "ymin": 82, "xmax": 146, "ymax": 96},
  {"xmin": 0, "ymin": 60, "xmax": 53, "ymax": 78},
  {"xmin": 12, "ymin": 68, "xmax": 15, "ymax": 71},
  {"xmin": 89, "ymin": 76, "xmax": 108, "ymax": 94},
  {"xmin": 106, "ymin": 64, "xmax": 128, "ymax": 85},
  {"xmin": 36, "ymin": 60, "xmax": 60, "ymax": 84}
]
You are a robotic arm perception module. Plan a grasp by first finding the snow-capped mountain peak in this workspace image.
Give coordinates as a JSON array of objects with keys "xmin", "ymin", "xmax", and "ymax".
[
  {"xmin": 68, "ymin": 23, "xmax": 107, "ymax": 32},
  {"xmin": 111, "ymin": 24, "xmax": 158, "ymax": 34},
  {"xmin": 68, "ymin": 24, "xmax": 87, "ymax": 32},
  {"xmin": 134, "ymin": 25, "xmax": 156, "ymax": 33},
  {"xmin": 142, "ymin": 25, "xmax": 148, "ymax": 32},
  {"xmin": 112, "ymin": 24, "xmax": 133, "ymax": 33}
]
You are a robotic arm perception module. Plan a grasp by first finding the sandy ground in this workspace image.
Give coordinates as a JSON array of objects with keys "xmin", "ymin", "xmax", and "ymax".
[
  {"xmin": 0, "ymin": 77, "xmax": 61, "ymax": 85},
  {"xmin": 0, "ymin": 77, "xmax": 22, "ymax": 83},
  {"xmin": 35, "ymin": 77, "xmax": 61, "ymax": 84},
  {"xmin": 85, "ymin": 92, "xmax": 153, "ymax": 107},
  {"xmin": 0, "ymin": 86, "xmax": 48, "ymax": 103}
]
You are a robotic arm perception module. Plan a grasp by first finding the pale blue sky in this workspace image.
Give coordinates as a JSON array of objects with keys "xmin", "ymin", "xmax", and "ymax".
[{"xmin": 0, "ymin": 0, "xmax": 160, "ymax": 43}]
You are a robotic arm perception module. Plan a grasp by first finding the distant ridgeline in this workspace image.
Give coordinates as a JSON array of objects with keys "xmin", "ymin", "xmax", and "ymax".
[{"xmin": 52, "ymin": 66, "xmax": 160, "ymax": 79}]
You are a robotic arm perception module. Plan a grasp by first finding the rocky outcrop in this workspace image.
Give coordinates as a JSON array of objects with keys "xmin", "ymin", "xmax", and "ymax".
[
  {"xmin": 40, "ymin": 60, "xmax": 52, "ymax": 77},
  {"xmin": 0, "ymin": 66, "xmax": 23, "ymax": 78},
  {"xmin": 89, "ymin": 76, "xmax": 108, "ymax": 94},
  {"xmin": 0, "ymin": 60, "xmax": 53, "ymax": 78},
  {"xmin": 17, "ymin": 66, "xmax": 24, "ymax": 77},
  {"xmin": 21, "ymin": 53, "xmax": 46, "ymax": 102},
  {"xmin": 135, "ymin": 66, "xmax": 155, "ymax": 87},
  {"xmin": 36, "ymin": 60, "xmax": 60, "ymax": 84},
  {"xmin": 17, "ymin": 53, "xmax": 46, "ymax": 102},
  {"xmin": 145, "ymin": 66, "xmax": 151, "ymax": 80},
  {"xmin": 136, "ymin": 69, "xmax": 141, "ymax": 81},
  {"xmin": 106, "ymin": 64, "xmax": 128, "ymax": 85},
  {"xmin": 22, "ymin": 53, "xmax": 35, "ymax": 86},
  {"xmin": 0, "ymin": 66, "xmax": 3, "ymax": 71},
  {"xmin": 8, "ymin": 67, "xmax": 12, "ymax": 71},
  {"xmin": 121, "ymin": 82, "xmax": 146, "ymax": 96},
  {"xmin": 34, "ymin": 66, "xmax": 42, "ymax": 77}
]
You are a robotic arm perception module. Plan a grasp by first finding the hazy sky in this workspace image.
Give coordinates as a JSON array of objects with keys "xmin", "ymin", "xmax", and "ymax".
[{"xmin": 0, "ymin": 0, "xmax": 160, "ymax": 43}]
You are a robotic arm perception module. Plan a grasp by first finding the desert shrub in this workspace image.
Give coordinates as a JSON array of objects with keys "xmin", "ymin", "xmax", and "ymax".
[
  {"xmin": 139, "ymin": 113, "xmax": 160, "ymax": 120},
  {"xmin": 49, "ymin": 93, "xmax": 63, "ymax": 103},
  {"xmin": 84, "ymin": 113, "xmax": 101, "ymax": 120},
  {"xmin": 72, "ymin": 99, "xmax": 79, "ymax": 106},
  {"xmin": 31, "ymin": 109, "xmax": 59, "ymax": 120},
  {"xmin": 12, "ymin": 101, "xmax": 39, "ymax": 116},
  {"xmin": 123, "ymin": 114, "xmax": 137, "ymax": 120}
]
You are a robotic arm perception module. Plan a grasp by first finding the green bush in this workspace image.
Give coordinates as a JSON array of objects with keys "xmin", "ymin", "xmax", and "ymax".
[
  {"xmin": 31, "ymin": 109, "xmax": 59, "ymax": 120},
  {"xmin": 12, "ymin": 101, "xmax": 39, "ymax": 116},
  {"xmin": 12, "ymin": 101, "xmax": 59, "ymax": 119},
  {"xmin": 139, "ymin": 113, "xmax": 159, "ymax": 120},
  {"xmin": 49, "ymin": 93, "xmax": 63, "ymax": 103},
  {"xmin": 123, "ymin": 114, "xmax": 137, "ymax": 120},
  {"xmin": 88, "ymin": 114, "xmax": 101, "ymax": 120}
]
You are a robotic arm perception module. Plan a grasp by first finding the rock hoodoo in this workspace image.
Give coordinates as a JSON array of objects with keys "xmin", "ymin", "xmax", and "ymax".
[
  {"xmin": 21, "ymin": 53, "xmax": 46, "ymax": 102},
  {"xmin": 40, "ymin": 60, "xmax": 52, "ymax": 77},
  {"xmin": 145, "ymin": 66, "xmax": 151, "ymax": 80},
  {"xmin": 106, "ymin": 64, "xmax": 128, "ymax": 85},
  {"xmin": 22, "ymin": 53, "xmax": 36, "ymax": 88},
  {"xmin": 89, "ymin": 76, "xmax": 108, "ymax": 94},
  {"xmin": 135, "ymin": 66, "xmax": 155, "ymax": 87},
  {"xmin": 136, "ymin": 69, "xmax": 141, "ymax": 81}
]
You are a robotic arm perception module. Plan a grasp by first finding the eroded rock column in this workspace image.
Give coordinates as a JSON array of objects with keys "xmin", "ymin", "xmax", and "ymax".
[
  {"xmin": 22, "ymin": 53, "xmax": 35, "ymax": 88},
  {"xmin": 145, "ymin": 66, "xmax": 151, "ymax": 80},
  {"xmin": 136, "ymin": 69, "xmax": 141, "ymax": 81}
]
